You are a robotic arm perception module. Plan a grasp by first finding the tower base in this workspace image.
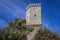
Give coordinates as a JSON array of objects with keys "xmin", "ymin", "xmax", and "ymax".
[{"xmin": 27, "ymin": 24, "xmax": 42, "ymax": 40}]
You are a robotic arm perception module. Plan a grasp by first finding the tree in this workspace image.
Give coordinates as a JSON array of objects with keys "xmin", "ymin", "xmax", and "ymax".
[
  {"xmin": 34, "ymin": 27, "xmax": 60, "ymax": 40},
  {"xmin": 0, "ymin": 18, "xmax": 34, "ymax": 40},
  {"xmin": 0, "ymin": 18, "xmax": 60, "ymax": 40}
]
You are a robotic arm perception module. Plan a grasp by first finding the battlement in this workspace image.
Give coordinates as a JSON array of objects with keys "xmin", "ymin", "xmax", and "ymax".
[{"xmin": 26, "ymin": 3, "xmax": 41, "ymax": 10}]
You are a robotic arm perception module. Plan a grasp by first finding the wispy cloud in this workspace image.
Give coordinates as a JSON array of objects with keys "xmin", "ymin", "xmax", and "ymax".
[
  {"xmin": 43, "ymin": 17, "xmax": 60, "ymax": 34},
  {"xmin": 0, "ymin": 19, "xmax": 7, "ymax": 28},
  {"xmin": 0, "ymin": 0, "xmax": 26, "ymax": 18},
  {"xmin": 0, "ymin": 0, "xmax": 26, "ymax": 27}
]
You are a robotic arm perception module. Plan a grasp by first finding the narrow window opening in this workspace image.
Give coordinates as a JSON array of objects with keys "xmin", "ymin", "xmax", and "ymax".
[{"xmin": 34, "ymin": 14, "xmax": 36, "ymax": 17}]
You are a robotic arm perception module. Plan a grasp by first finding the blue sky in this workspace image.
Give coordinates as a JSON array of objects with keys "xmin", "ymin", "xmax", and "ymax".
[{"xmin": 0, "ymin": 0, "xmax": 60, "ymax": 34}]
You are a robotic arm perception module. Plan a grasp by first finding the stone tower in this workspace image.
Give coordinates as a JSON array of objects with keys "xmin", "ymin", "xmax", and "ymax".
[{"xmin": 26, "ymin": 3, "xmax": 42, "ymax": 40}]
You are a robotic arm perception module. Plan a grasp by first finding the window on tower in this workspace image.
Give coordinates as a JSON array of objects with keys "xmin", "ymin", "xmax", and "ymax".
[{"xmin": 34, "ymin": 14, "xmax": 36, "ymax": 17}]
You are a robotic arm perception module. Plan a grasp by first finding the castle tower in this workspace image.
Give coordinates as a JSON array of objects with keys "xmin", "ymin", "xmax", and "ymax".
[
  {"xmin": 26, "ymin": 3, "xmax": 42, "ymax": 40},
  {"xmin": 26, "ymin": 3, "xmax": 42, "ymax": 27}
]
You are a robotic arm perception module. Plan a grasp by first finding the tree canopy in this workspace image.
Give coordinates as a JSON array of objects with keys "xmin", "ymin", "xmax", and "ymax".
[
  {"xmin": 0, "ymin": 18, "xmax": 60, "ymax": 40},
  {"xmin": 34, "ymin": 27, "xmax": 60, "ymax": 40}
]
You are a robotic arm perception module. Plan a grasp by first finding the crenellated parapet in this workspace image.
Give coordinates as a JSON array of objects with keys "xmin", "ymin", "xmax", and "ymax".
[{"xmin": 26, "ymin": 3, "xmax": 41, "ymax": 10}]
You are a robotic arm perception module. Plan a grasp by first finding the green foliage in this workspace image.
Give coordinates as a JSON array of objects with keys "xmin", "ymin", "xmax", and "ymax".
[
  {"xmin": 34, "ymin": 27, "xmax": 60, "ymax": 40},
  {"xmin": 0, "ymin": 18, "xmax": 27, "ymax": 40},
  {"xmin": 27, "ymin": 26, "xmax": 34, "ymax": 32},
  {"xmin": 0, "ymin": 18, "xmax": 60, "ymax": 40}
]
